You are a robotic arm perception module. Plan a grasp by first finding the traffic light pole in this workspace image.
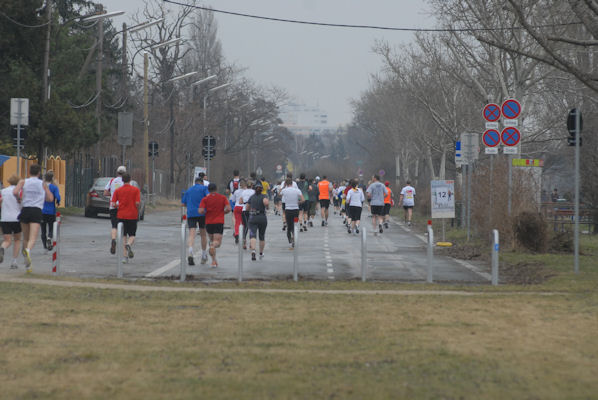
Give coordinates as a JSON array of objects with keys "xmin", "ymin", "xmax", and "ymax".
[{"xmin": 574, "ymin": 108, "xmax": 580, "ymax": 274}]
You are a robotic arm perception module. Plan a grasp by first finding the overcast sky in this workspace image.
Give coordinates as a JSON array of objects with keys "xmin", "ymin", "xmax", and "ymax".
[{"xmin": 100, "ymin": 0, "xmax": 433, "ymax": 126}]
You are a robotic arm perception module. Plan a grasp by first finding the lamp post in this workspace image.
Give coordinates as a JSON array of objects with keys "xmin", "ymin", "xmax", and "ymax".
[{"xmin": 203, "ymin": 83, "xmax": 230, "ymax": 176}]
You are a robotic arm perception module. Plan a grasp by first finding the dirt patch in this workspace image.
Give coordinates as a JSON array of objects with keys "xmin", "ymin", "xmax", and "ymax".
[
  {"xmin": 501, "ymin": 261, "xmax": 556, "ymax": 285},
  {"xmin": 437, "ymin": 242, "xmax": 488, "ymax": 262}
]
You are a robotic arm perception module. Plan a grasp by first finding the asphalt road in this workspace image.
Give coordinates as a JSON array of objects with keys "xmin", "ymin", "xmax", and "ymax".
[{"xmin": 1, "ymin": 208, "xmax": 491, "ymax": 283}]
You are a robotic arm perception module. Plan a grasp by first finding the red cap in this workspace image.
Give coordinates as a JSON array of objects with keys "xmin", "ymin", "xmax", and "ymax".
[
  {"xmin": 385, "ymin": 181, "xmax": 390, "ymax": 186},
  {"xmin": 427, "ymin": 220, "xmax": 432, "ymax": 225}
]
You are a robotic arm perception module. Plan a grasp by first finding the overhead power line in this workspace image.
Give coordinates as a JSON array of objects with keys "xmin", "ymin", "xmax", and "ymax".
[
  {"xmin": 0, "ymin": 10, "xmax": 50, "ymax": 28},
  {"xmin": 162, "ymin": 0, "xmax": 580, "ymax": 32}
]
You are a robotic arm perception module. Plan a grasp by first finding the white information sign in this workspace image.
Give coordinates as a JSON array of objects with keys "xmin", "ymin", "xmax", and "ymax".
[
  {"xmin": 485, "ymin": 122, "xmax": 499, "ymax": 129},
  {"xmin": 503, "ymin": 147, "xmax": 519, "ymax": 155},
  {"xmin": 194, "ymin": 166, "xmax": 207, "ymax": 179},
  {"xmin": 503, "ymin": 119, "xmax": 518, "ymax": 127},
  {"xmin": 485, "ymin": 147, "xmax": 498, "ymax": 155},
  {"xmin": 10, "ymin": 98, "xmax": 29, "ymax": 126},
  {"xmin": 431, "ymin": 180, "xmax": 455, "ymax": 219}
]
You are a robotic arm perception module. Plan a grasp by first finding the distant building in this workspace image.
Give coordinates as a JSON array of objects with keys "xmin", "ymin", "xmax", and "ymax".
[{"xmin": 279, "ymin": 102, "xmax": 337, "ymax": 136}]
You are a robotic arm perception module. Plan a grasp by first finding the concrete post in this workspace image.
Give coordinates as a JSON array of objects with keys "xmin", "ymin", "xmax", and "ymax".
[
  {"xmin": 492, "ymin": 229, "xmax": 499, "ymax": 286},
  {"xmin": 427, "ymin": 225, "xmax": 434, "ymax": 283},
  {"xmin": 180, "ymin": 217, "xmax": 187, "ymax": 282},
  {"xmin": 238, "ymin": 224, "xmax": 244, "ymax": 282},
  {"xmin": 293, "ymin": 221, "xmax": 299, "ymax": 281},
  {"xmin": 361, "ymin": 226, "xmax": 367, "ymax": 282},
  {"xmin": 116, "ymin": 222, "xmax": 123, "ymax": 278}
]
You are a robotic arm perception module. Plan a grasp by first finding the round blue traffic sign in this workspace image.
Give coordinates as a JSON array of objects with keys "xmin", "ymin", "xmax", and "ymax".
[
  {"xmin": 483, "ymin": 103, "xmax": 501, "ymax": 122},
  {"xmin": 483, "ymin": 129, "xmax": 500, "ymax": 147},
  {"xmin": 501, "ymin": 127, "xmax": 521, "ymax": 146},
  {"xmin": 501, "ymin": 99, "xmax": 521, "ymax": 119}
]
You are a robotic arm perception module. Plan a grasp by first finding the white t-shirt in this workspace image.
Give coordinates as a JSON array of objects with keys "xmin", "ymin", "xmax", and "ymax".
[
  {"xmin": 233, "ymin": 188, "xmax": 245, "ymax": 208},
  {"xmin": 22, "ymin": 177, "xmax": 45, "ymax": 209},
  {"xmin": 400, "ymin": 185, "xmax": 416, "ymax": 206},
  {"xmin": 346, "ymin": 188, "xmax": 365, "ymax": 207},
  {"xmin": 281, "ymin": 187, "xmax": 302, "ymax": 210},
  {"xmin": 1, "ymin": 186, "xmax": 21, "ymax": 222},
  {"xmin": 241, "ymin": 189, "xmax": 255, "ymax": 211},
  {"xmin": 105, "ymin": 176, "xmax": 124, "ymax": 209}
]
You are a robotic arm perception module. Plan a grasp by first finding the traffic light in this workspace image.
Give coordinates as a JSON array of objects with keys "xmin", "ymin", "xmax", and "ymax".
[
  {"xmin": 202, "ymin": 147, "xmax": 215, "ymax": 160},
  {"xmin": 567, "ymin": 108, "xmax": 583, "ymax": 146},
  {"xmin": 148, "ymin": 141, "xmax": 159, "ymax": 156}
]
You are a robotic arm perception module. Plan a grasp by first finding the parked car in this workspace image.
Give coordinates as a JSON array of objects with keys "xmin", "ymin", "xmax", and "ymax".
[{"xmin": 85, "ymin": 177, "xmax": 146, "ymax": 220}]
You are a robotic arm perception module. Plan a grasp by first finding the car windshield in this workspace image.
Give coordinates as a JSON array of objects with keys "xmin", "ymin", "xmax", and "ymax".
[{"xmin": 94, "ymin": 177, "xmax": 112, "ymax": 188}]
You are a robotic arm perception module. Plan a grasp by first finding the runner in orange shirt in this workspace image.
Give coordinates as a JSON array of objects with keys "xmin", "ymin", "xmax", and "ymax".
[
  {"xmin": 317, "ymin": 176, "xmax": 333, "ymax": 226},
  {"xmin": 383, "ymin": 181, "xmax": 393, "ymax": 229}
]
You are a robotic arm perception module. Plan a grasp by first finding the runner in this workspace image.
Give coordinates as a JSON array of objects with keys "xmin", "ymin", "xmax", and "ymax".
[
  {"xmin": 399, "ymin": 180, "xmax": 416, "ymax": 226},
  {"xmin": 240, "ymin": 181, "xmax": 256, "ymax": 249},
  {"xmin": 226, "ymin": 169, "xmax": 241, "ymax": 209},
  {"xmin": 41, "ymin": 170, "xmax": 61, "ymax": 251},
  {"xmin": 0, "ymin": 175, "xmax": 22, "ymax": 269},
  {"xmin": 337, "ymin": 180, "xmax": 346, "ymax": 222},
  {"xmin": 366, "ymin": 174, "xmax": 388, "ymax": 236},
  {"xmin": 111, "ymin": 173, "xmax": 141, "ymax": 262},
  {"xmin": 272, "ymin": 180, "xmax": 282, "ymax": 216},
  {"xmin": 181, "ymin": 175, "xmax": 209, "ymax": 266},
  {"xmin": 260, "ymin": 176, "xmax": 270, "ymax": 200},
  {"xmin": 281, "ymin": 177, "xmax": 304, "ymax": 249},
  {"xmin": 104, "ymin": 165, "xmax": 126, "ymax": 254},
  {"xmin": 345, "ymin": 179, "xmax": 365, "ymax": 234},
  {"xmin": 231, "ymin": 179, "xmax": 247, "ymax": 244},
  {"xmin": 13, "ymin": 164, "xmax": 54, "ymax": 272},
  {"xmin": 307, "ymin": 178, "xmax": 318, "ymax": 227},
  {"xmin": 198, "ymin": 183, "xmax": 231, "ymax": 267},
  {"xmin": 279, "ymin": 174, "xmax": 298, "ymax": 232},
  {"xmin": 297, "ymin": 173, "xmax": 310, "ymax": 231},
  {"xmin": 342, "ymin": 181, "xmax": 352, "ymax": 226},
  {"xmin": 383, "ymin": 181, "xmax": 393, "ymax": 229},
  {"xmin": 317, "ymin": 175, "xmax": 333, "ymax": 226},
  {"xmin": 247, "ymin": 182, "xmax": 269, "ymax": 261}
]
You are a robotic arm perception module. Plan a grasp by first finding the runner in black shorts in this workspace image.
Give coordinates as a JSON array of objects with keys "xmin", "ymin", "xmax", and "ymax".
[
  {"xmin": 205, "ymin": 223, "xmax": 224, "ymax": 235},
  {"xmin": 247, "ymin": 183, "xmax": 269, "ymax": 261}
]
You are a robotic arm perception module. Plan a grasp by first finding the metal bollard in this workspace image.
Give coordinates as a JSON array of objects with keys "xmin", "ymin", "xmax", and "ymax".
[
  {"xmin": 361, "ymin": 226, "xmax": 367, "ymax": 282},
  {"xmin": 238, "ymin": 224, "xmax": 244, "ymax": 282},
  {"xmin": 51, "ymin": 220, "xmax": 59, "ymax": 274},
  {"xmin": 492, "ymin": 229, "xmax": 499, "ymax": 286},
  {"xmin": 116, "ymin": 222, "xmax": 124, "ymax": 278},
  {"xmin": 293, "ymin": 218, "xmax": 299, "ymax": 281},
  {"xmin": 56, "ymin": 212, "xmax": 61, "ymax": 274},
  {"xmin": 427, "ymin": 225, "xmax": 434, "ymax": 283},
  {"xmin": 180, "ymin": 216, "xmax": 187, "ymax": 282}
]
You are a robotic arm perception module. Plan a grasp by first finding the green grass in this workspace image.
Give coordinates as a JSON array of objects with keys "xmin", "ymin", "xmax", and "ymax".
[
  {"xmin": 1, "ymin": 282, "xmax": 597, "ymax": 399},
  {"xmin": 57, "ymin": 206, "xmax": 84, "ymax": 216}
]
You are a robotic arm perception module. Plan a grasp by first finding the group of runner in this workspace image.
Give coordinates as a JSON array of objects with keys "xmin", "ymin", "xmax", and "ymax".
[{"xmin": 177, "ymin": 169, "xmax": 419, "ymax": 267}]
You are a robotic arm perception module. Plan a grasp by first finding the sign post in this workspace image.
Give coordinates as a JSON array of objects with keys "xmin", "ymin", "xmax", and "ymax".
[
  {"xmin": 10, "ymin": 98, "xmax": 29, "ymax": 177},
  {"xmin": 431, "ymin": 180, "xmax": 455, "ymax": 242},
  {"xmin": 567, "ymin": 108, "xmax": 582, "ymax": 274},
  {"xmin": 501, "ymin": 99, "xmax": 522, "ymax": 216}
]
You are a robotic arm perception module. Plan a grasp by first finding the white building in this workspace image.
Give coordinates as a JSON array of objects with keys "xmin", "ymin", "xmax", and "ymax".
[{"xmin": 279, "ymin": 102, "xmax": 336, "ymax": 136}]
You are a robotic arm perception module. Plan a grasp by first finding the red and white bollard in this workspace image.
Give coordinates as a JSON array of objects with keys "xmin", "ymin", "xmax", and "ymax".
[{"xmin": 51, "ymin": 212, "xmax": 61, "ymax": 274}]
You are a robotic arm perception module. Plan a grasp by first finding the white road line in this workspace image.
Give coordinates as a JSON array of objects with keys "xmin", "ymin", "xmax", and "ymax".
[
  {"xmin": 452, "ymin": 258, "xmax": 492, "ymax": 281},
  {"xmin": 145, "ymin": 259, "xmax": 180, "ymax": 277}
]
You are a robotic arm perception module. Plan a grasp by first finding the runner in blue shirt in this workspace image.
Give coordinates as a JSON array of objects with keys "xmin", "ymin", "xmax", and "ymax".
[
  {"xmin": 181, "ymin": 176, "xmax": 209, "ymax": 265},
  {"xmin": 41, "ymin": 171, "xmax": 61, "ymax": 251}
]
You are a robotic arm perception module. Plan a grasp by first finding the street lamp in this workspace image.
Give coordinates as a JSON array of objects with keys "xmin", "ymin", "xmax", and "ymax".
[
  {"xmin": 141, "ymin": 37, "xmax": 183, "ymax": 197},
  {"xmin": 203, "ymin": 83, "xmax": 231, "ymax": 176},
  {"xmin": 80, "ymin": 10, "xmax": 125, "ymax": 22}
]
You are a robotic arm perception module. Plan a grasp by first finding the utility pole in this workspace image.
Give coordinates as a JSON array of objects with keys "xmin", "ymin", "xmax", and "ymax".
[
  {"xmin": 122, "ymin": 22, "xmax": 127, "ymax": 104},
  {"xmin": 95, "ymin": 4, "xmax": 104, "ymax": 176},
  {"xmin": 42, "ymin": 0, "xmax": 52, "ymax": 168},
  {"xmin": 144, "ymin": 52, "xmax": 150, "ymax": 195}
]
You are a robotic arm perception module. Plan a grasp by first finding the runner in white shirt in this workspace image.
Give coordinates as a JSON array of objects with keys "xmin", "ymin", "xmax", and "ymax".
[
  {"xmin": 0, "ymin": 175, "xmax": 22, "ymax": 269},
  {"xmin": 278, "ymin": 174, "xmax": 298, "ymax": 232},
  {"xmin": 345, "ymin": 179, "xmax": 365, "ymax": 235},
  {"xmin": 232, "ymin": 179, "xmax": 247, "ymax": 244},
  {"xmin": 239, "ymin": 181, "xmax": 256, "ymax": 249},
  {"xmin": 104, "ymin": 166, "xmax": 126, "ymax": 254},
  {"xmin": 399, "ymin": 180, "xmax": 416, "ymax": 226},
  {"xmin": 281, "ymin": 177, "xmax": 304, "ymax": 249},
  {"xmin": 13, "ymin": 164, "xmax": 54, "ymax": 272}
]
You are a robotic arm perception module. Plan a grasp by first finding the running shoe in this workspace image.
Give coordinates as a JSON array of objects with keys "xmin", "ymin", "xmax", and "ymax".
[
  {"xmin": 10, "ymin": 261, "xmax": 18, "ymax": 269},
  {"xmin": 408, "ymin": 221, "xmax": 412, "ymax": 227},
  {"xmin": 347, "ymin": 226, "xmax": 351, "ymax": 234},
  {"xmin": 356, "ymin": 227, "xmax": 360, "ymax": 234},
  {"xmin": 125, "ymin": 244, "xmax": 134, "ymax": 259},
  {"xmin": 303, "ymin": 224, "xmax": 308, "ymax": 231},
  {"xmin": 211, "ymin": 261, "xmax": 218, "ymax": 268},
  {"xmin": 110, "ymin": 239, "xmax": 116, "ymax": 254},
  {"xmin": 251, "ymin": 252, "xmax": 256, "ymax": 261},
  {"xmin": 243, "ymin": 242, "xmax": 247, "ymax": 250},
  {"xmin": 309, "ymin": 221, "xmax": 313, "ymax": 227},
  {"xmin": 47, "ymin": 238, "xmax": 52, "ymax": 250},
  {"xmin": 384, "ymin": 222, "xmax": 389, "ymax": 229},
  {"xmin": 282, "ymin": 225, "xmax": 286, "ymax": 231},
  {"xmin": 188, "ymin": 255, "xmax": 195, "ymax": 266},
  {"xmin": 234, "ymin": 235, "xmax": 239, "ymax": 244},
  {"xmin": 0, "ymin": 247, "xmax": 4, "ymax": 263},
  {"xmin": 201, "ymin": 254, "xmax": 208, "ymax": 264},
  {"xmin": 47, "ymin": 241, "xmax": 53, "ymax": 251},
  {"xmin": 259, "ymin": 253, "xmax": 264, "ymax": 260},
  {"xmin": 379, "ymin": 224, "xmax": 383, "ymax": 234},
  {"xmin": 300, "ymin": 227, "xmax": 304, "ymax": 232},
  {"xmin": 23, "ymin": 248, "xmax": 31, "ymax": 269},
  {"xmin": 321, "ymin": 221, "xmax": 325, "ymax": 226}
]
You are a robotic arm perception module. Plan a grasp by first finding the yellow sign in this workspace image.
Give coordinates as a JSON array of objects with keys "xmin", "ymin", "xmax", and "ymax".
[
  {"xmin": 286, "ymin": 160, "xmax": 294, "ymax": 173},
  {"xmin": 512, "ymin": 159, "xmax": 543, "ymax": 167}
]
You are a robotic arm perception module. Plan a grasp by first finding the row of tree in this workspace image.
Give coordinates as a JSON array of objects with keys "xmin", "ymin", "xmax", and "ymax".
[{"xmin": 0, "ymin": 0, "xmax": 295, "ymax": 194}]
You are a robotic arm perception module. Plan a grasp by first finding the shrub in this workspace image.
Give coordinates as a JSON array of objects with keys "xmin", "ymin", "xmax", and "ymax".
[{"xmin": 513, "ymin": 211, "xmax": 548, "ymax": 252}]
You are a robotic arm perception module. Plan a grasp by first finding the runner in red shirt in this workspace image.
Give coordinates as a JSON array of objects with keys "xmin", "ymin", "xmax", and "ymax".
[
  {"xmin": 199, "ymin": 183, "xmax": 231, "ymax": 267},
  {"xmin": 111, "ymin": 173, "xmax": 140, "ymax": 261}
]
